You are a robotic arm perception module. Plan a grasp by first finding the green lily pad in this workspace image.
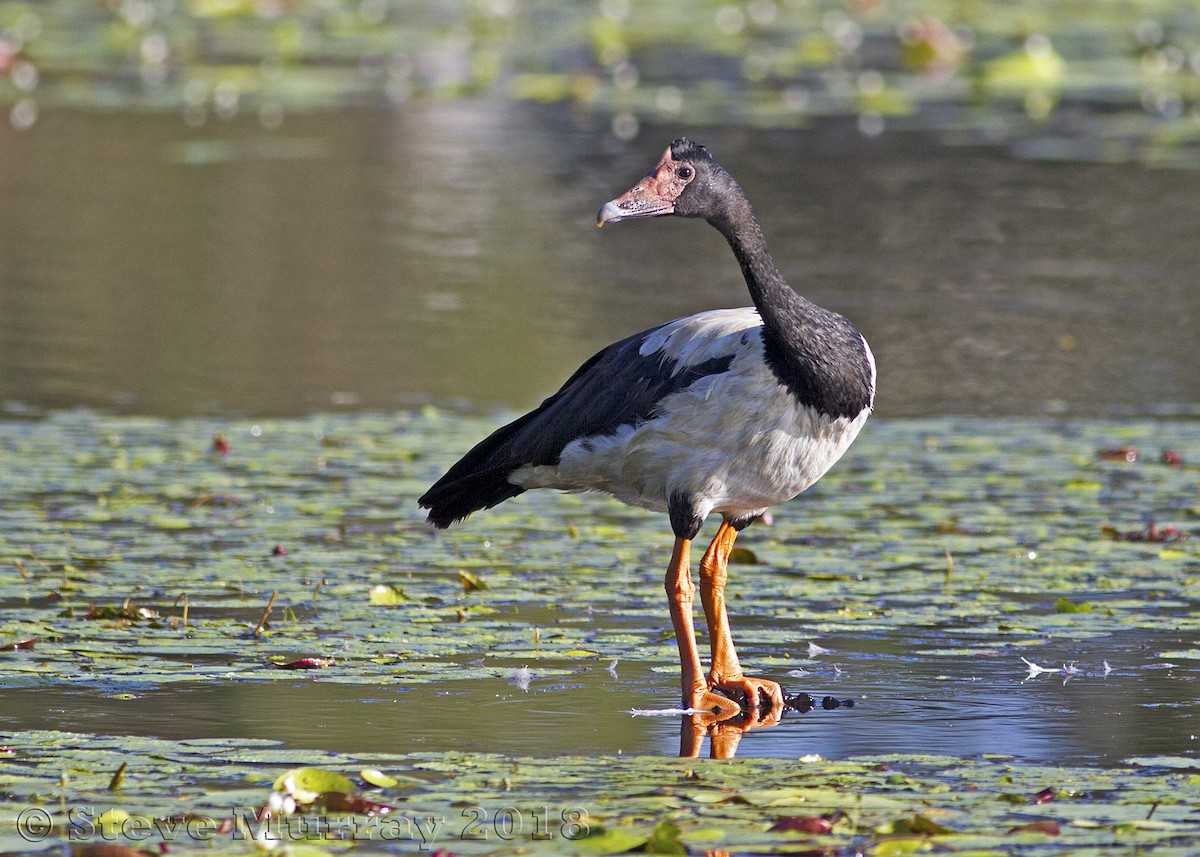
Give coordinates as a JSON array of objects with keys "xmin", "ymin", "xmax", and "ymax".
[
  {"xmin": 359, "ymin": 769, "xmax": 399, "ymax": 788},
  {"xmin": 368, "ymin": 584, "xmax": 410, "ymax": 606},
  {"xmin": 579, "ymin": 825, "xmax": 650, "ymax": 853},
  {"xmin": 273, "ymin": 767, "xmax": 355, "ymax": 799}
]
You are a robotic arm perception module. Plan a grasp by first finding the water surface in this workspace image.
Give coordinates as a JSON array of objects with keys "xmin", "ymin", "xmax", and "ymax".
[
  {"xmin": 1, "ymin": 103, "xmax": 1197, "ymax": 418},
  {"xmin": 3, "ymin": 625, "xmax": 1195, "ymax": 764}
]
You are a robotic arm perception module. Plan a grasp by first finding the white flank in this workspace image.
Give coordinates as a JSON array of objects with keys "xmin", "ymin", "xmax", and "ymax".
[{"xmin": 512, "ymin": 308, "xmax": 870, "ymax": 521}]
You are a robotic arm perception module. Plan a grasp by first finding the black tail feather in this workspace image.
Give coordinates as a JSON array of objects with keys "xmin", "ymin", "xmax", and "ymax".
[
  {"xmin": 418, "ymin": 467, "xmax": 525, "ymax": 529},
  {"xmin": 417, "ymin": 406, "xmax": 548, "ymax": 528}
]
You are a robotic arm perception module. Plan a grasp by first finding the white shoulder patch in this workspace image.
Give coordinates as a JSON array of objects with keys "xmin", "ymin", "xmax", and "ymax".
[
  {"xmin": 638, "ymin": 307, "xmax": 763, "ymax": 373},
  {"xmin": 861, "ymin": 333, "xmax": 878, "ymax": 407}
]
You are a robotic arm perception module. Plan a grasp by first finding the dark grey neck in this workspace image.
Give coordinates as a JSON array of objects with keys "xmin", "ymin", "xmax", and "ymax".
[
  {"xmin": 712, "ymin": 198, "xmax": 814, "ymax": 334},
  {"xmin": 708, "ymin": 195, "xmax": 875, "ymax": 420}
]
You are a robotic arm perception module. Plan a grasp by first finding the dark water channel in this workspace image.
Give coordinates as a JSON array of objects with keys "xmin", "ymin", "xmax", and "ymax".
[
  {"xmin": 2, "ymin": 621, "xmax": 1197, "ymax": 764},
  {"xmin": 1, "ymin": 102, "xmax": 1198, "ymax": 764}
]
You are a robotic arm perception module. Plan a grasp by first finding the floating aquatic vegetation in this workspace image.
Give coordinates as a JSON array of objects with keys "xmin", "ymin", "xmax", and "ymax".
[
  {"xmin": 2, "ymin": 730, "xmax": 1200, "ymax": 855},
  {"xmin": 1, "ymin": 410, "xmax": 1199, "ymax": 854},
  {"xmin": 0, "ymin": 410, "xmax": 1197, "ymax": 689}
]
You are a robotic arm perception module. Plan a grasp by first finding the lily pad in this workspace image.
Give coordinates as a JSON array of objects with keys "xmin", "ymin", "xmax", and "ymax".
[{"xmin": 273, "ymin": 768, "xmax": 355, "ymax": 799}]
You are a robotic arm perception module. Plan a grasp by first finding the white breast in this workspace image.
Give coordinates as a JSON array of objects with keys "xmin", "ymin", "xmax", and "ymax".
[{"xmin": 511, "ymin": 308, "xmax": 870, "ymax": 521}]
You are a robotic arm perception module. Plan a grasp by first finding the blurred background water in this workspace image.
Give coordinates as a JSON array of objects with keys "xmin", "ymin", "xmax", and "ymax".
[{"xmin": 0, "ymin": 0, "xmax": 1197, "ymax": 419}]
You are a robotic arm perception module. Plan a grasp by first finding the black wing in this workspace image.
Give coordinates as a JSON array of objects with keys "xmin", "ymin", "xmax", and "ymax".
[{"xmin": 419, "ymin": 320, "xmax": 737, "ymax": 528}]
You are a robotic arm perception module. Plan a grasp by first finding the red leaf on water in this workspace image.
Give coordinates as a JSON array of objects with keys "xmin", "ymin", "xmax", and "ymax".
[
  {"xmin": 0, "ymin": 638, "xmax": 37, "ymax": 651},
  {"xmin": 1033, "ymin": 787, "xmax": 1056, "ymax": 804},
  {"xmin": 212, "ymin": 432, "xmax": 230, "ymax": 455},
  {"xmin": 278, "ymin": 657, "xmax": 336, "ymax": 670},
  {"xmin": 1102, "ymin": 523, "xmax": 1189, "ymax": 542},
  {"xmin": 272, "ymin": 545, "xmax": 288, "ymax": 556},
  {"xmin": 1008, "ymin": 820, "xmax": 1060, "ymax": 836},
  {"xmin": 1161, "ymin": 449, "xmax": 1184, "ymax": 466},
  {"xmin": 769, "ymin": 815, "xmax": 833, "ymax": 834},
  {"xmin": 1098, "ymin": 446, "xmax": 1138, "ymax": 462},
  {"xmin": 318, "ymin": 792, "xmax": 393, "ymax": 816}
]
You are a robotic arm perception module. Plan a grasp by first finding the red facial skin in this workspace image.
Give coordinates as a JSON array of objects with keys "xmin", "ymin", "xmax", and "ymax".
[{"xmin": 597, "ymin": 146, "xmax": 696, "ymax": 225}]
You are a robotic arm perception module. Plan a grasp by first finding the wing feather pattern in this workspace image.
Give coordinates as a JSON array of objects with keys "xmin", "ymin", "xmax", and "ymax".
[{"xmin": 419, "ymin": 314, "xmax": 749, "ymax": 527}]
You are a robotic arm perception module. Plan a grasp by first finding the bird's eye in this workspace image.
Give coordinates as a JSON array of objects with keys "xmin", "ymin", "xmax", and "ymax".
[{"xmin": 677, "ymin": 166, "xmax": 693, "ymax": 179}]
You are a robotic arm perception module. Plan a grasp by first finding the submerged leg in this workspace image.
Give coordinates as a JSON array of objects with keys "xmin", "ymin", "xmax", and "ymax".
[
  {"xmin": 664, "ymin": 536, "xmax": 739, "ymax": 717},
  {"xmin": 698, "ymin": 519, "xmax": 785, "ymax": 714}
]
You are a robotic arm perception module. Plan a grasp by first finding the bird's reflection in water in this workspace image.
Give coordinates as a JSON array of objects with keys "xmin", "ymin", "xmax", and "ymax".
[
  {"xmin": 680, "ymin": 707, "xmax": 782, "ymax": 759},
  {"xmin": 677, "ymin": 693, "xmax": 850, "ymax": 758}
]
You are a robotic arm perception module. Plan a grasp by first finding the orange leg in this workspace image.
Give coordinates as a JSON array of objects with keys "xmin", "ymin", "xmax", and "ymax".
[
  {"xmin": 664, "ymin": 537, "xmax": 740, "ymax": 717},
  {"xmin": 698, "ymin": 520, "xmax": 785, "ymax": 714},
  {"xmin": 664, "ymin": 537, "xmax": 703, "ymax": 704}
]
